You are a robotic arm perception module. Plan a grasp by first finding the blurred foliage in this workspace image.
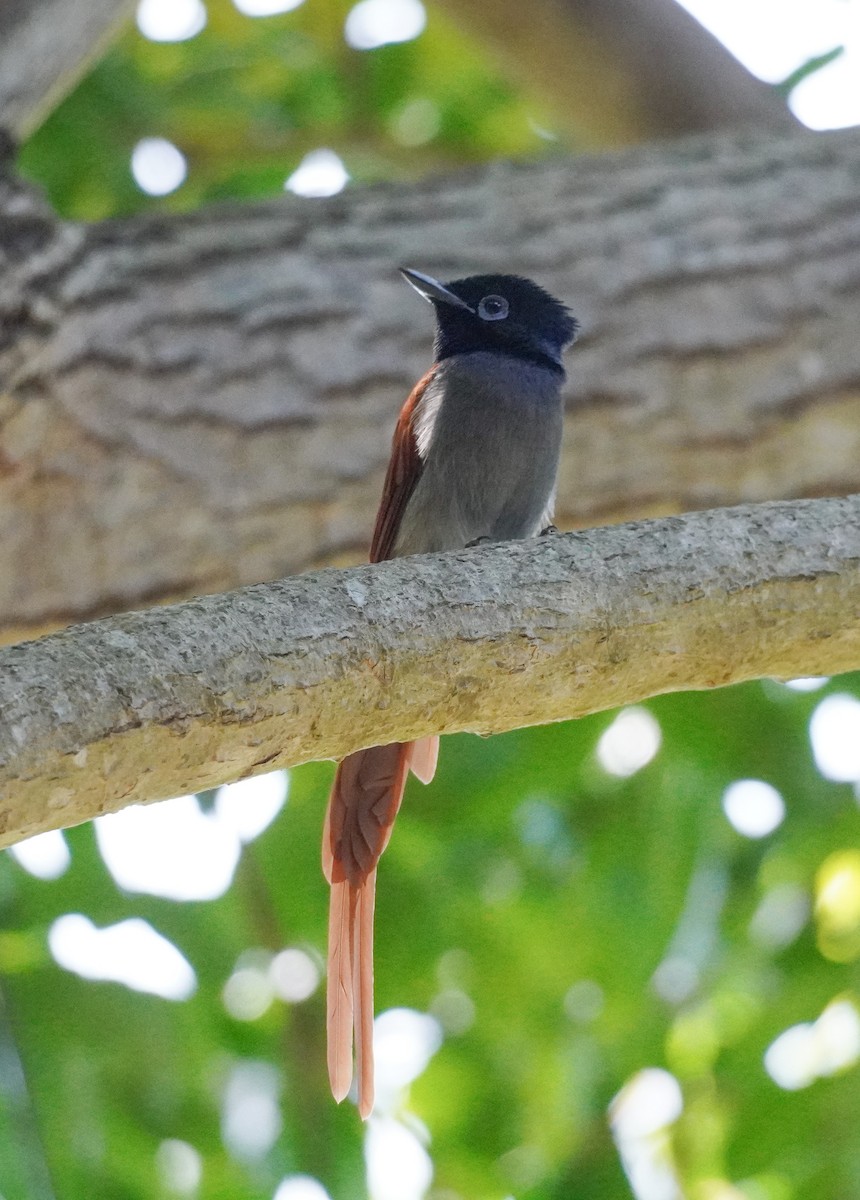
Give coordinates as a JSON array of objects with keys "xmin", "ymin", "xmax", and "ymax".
[
  {"xmin": 3, "ymin": 676, "xmax": 860, "ymax": 1200},
  {"xmin": 774, "ymin": 45, "xmax": 845, "ymax": 99},
  {"xmin": 17, "ymin": 0, "xmax": 564, "ymax": 221},
  {"xmin": 7, "ymin": 2, "xmax": 859, "ymax": 1199}
]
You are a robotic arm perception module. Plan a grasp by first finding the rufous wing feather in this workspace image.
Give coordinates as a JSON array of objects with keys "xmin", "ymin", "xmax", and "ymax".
[{"xmin": 368, "ymin": 367, "xmax": 435, "ymax": 564}]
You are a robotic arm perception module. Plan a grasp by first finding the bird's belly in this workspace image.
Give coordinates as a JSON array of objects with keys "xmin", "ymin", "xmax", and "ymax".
[{"xmin": 394, "ymin": 400, "xmax": 561, "ymax": 556}]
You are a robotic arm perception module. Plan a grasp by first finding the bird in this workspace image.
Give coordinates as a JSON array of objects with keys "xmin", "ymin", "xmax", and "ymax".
[{"xmin": 322, "ymin": 267, "xmax": 579, "ymax": 1117}]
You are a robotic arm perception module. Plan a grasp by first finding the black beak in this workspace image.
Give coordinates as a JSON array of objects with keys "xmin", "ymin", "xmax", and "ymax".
[{"xmin": 399, "ymin": 267, "xmax": 474, "ymax": 312}]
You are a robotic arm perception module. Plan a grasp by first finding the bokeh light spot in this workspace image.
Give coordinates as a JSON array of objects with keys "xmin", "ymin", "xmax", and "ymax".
[
  {"xmin": 96, "ymin": 796, "xmax": 240, "ymax": 901},
  {"xmin": 222, "ymin": 1061, "xmax": 282, "ymax": 1162},
  {"xmin": 750, "ymin": 883, "xmax": 809, "ymax": 949},
  {"xmin": 497, "ymin": 1144, "xmax": 549, "ymax": 1191},
  {"xmin": 373, "ymin": 1008, "xmax": 443, "ymax": 1104},
  {"xmin": 155, "ymin": 1140, "xmax": 202, "ymax": 1196},
  {"xmin": 136, "ymin": 0, "xmax": 206, "ymax": 43},
  {"xmin": 214, "ymin": 770, "xmax": 287, "ymax": 843},
  {"xmin": 610, "ymin": 1068, "xmax": 683, "ymax": 1140},
  {"xmin": 285, "ymin": 149, "xmax": 349, "ymax": 197},
  {"xmin": 481, "ymin": 857, "xmax": 523, "ymax": 906},
  {"xmin": 390, "ymin": 97, "xmax": 441, "ymax": 146},
  {"xmin": 610, "ymin": 1068, "xmax": 684, "ymax": 1200},
  {"xmin": 223, "ymin": 964, "xmax": 275, "ymax": 1021},
  {"xmin": 563, "ymin": 979, "xmax": 605, "ymax": 1023},
  {"xmin": 270, "ymin": 947, "xmax": 320, "ymax": 1003},
  {"xmin": 785, "ymin": 676, "xmax": 829, "ymax": 692},
  {"xmin": 49, "ymin": 914, "xmax": 196, "ymax": 1000},
  {"xmin": 652, "ymin": 955, "xmax": 700, "ymax": 1005},
  {"xmin": 365, "ymin": 1116, "xmax": 433, "ymax": 1200},
  {"xmin": 274, "ymin": 1176, "xmax": 332, "ymax": 1200},
  {"xmin": 131, "ymin": 137, "xmax": 188, "ymax": 196},
  {"xmin": 764, "ymin": 1022, "xmax": 817, "ymax": 1090},
  {"xmin": 764, "ymin": 998, "xmax": 860, "ymax": 1090},
  {"xmin": 596, "ymin": 707, "xmax": 661, "ymax": 777},
  {"xmin": 810, "ymin": 694, "xmax": 860, "ymax": 782},
  {"xmin": 722, "ymin": 780, "xmax": 785, "ymax": 839},
  {"xmin": 345, "ymin": 0, "xmax": 426, "ymax": 50},
  {"xmin": 429, "ymin": 988, "xmax": 475, "ymax": 1035},
  {"xmin": 8, "ymin": 829, "xmax": 70, "ymax": 880},
  {"xmin": 234, "ymin": 0, "xmax": 304, "ymax": 15},
  {"xmin": 814, "ymin": 999, "xmax": 860, "ymax": 1075}
]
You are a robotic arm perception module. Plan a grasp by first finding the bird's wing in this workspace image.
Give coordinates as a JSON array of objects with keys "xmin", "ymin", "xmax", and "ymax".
[
  {"xmin": 367, "ymin": 366, "xmax": 440, "ymax": 791},
  {"xmin": 368, "ymin": 366, "xmax": 436, "ymax": 564}
]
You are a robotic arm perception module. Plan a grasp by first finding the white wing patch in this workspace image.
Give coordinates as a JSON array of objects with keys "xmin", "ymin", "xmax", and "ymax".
[{"xmin": 412, "ymin": 375, "xmax": 444, "ymax": 459}]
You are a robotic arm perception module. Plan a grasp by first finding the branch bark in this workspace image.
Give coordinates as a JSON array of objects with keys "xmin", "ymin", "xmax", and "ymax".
[
  {"xmin": 0, "ymin": 0, "xmax": 134, "ymax": 138},
  {"xmin": 2, "ymin": 495, "xmax": 858, "ymax": 848},
  {"xmin": 3, "ymin": 127, "xmax": 860, "ymax": 642}
]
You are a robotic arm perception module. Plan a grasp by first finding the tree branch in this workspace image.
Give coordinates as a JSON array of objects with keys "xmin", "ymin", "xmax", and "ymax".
[
  {"xmin": 435, "ymin": 0, "xmax": 794, "ymax": 145},
  {"xmin": 1, "ymin": 495, "xmax": 858, "ymax": 848},
  {"xmin": 0, "ymin": 0, "xmax": 133, "ymax": 139}
]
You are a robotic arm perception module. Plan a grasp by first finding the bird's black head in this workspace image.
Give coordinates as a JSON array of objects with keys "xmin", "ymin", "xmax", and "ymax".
[{"xmin": 400, "ymin": 268, "xmax": 579, "ymax": 374}]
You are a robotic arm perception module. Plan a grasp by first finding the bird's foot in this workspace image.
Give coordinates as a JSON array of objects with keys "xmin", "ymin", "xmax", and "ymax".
[{"xmin": 539, "ymin": 524, "xmax": 559, "ymax": 537}]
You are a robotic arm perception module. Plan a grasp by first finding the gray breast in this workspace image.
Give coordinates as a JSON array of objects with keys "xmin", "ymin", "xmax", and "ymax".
[{"xmin": 394, "ymin": 351, "xmax": 564, "ymax": 557}]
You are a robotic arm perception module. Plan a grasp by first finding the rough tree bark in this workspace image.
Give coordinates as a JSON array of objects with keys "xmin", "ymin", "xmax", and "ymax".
[
  {"xmin": 2, "ymin": 495, "xmax": 858, "ymax": 848},
  {"xmin": 3, "ymin": 127, "xmax": 860, "ymax": 644}
]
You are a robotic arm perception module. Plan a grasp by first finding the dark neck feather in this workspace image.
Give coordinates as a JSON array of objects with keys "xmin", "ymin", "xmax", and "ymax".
[{"xmin": 434, "ymin": 332, "xmax": 566, "ymax": 377}]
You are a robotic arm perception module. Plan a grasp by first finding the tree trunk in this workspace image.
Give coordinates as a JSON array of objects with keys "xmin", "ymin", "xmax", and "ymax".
[
  {"xmin": 3, "ymin": 127, "xmax": 860, "ymax": 643},
  {"xmin": 434, "ymin": 0, "xmax": 794, "ymax": 146},
  {"xmin": 1, "ymin": 495, "xmax": 858, "ymax": 848}
]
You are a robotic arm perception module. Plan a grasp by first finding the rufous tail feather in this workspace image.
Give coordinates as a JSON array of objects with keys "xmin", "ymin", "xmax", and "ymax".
[
  {"xmin": 326, "ymin": 880, "xmax": 354, "ymax": 1102},
  {"xmin": 408, "ymin": 735, "xmax": 439, "ymax": 785},
  {"xmin": 323, "ymin": 738, "xmax": 438, "ymax": 1116},
  {"xmin": 353, "ymin": 872, "xmax": 377, "ymax": 1118}
]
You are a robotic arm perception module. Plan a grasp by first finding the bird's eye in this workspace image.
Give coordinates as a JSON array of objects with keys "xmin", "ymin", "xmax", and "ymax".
[{"xmin": 477, "ymin": 294, "xmax": 509, "ymax": 321}]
